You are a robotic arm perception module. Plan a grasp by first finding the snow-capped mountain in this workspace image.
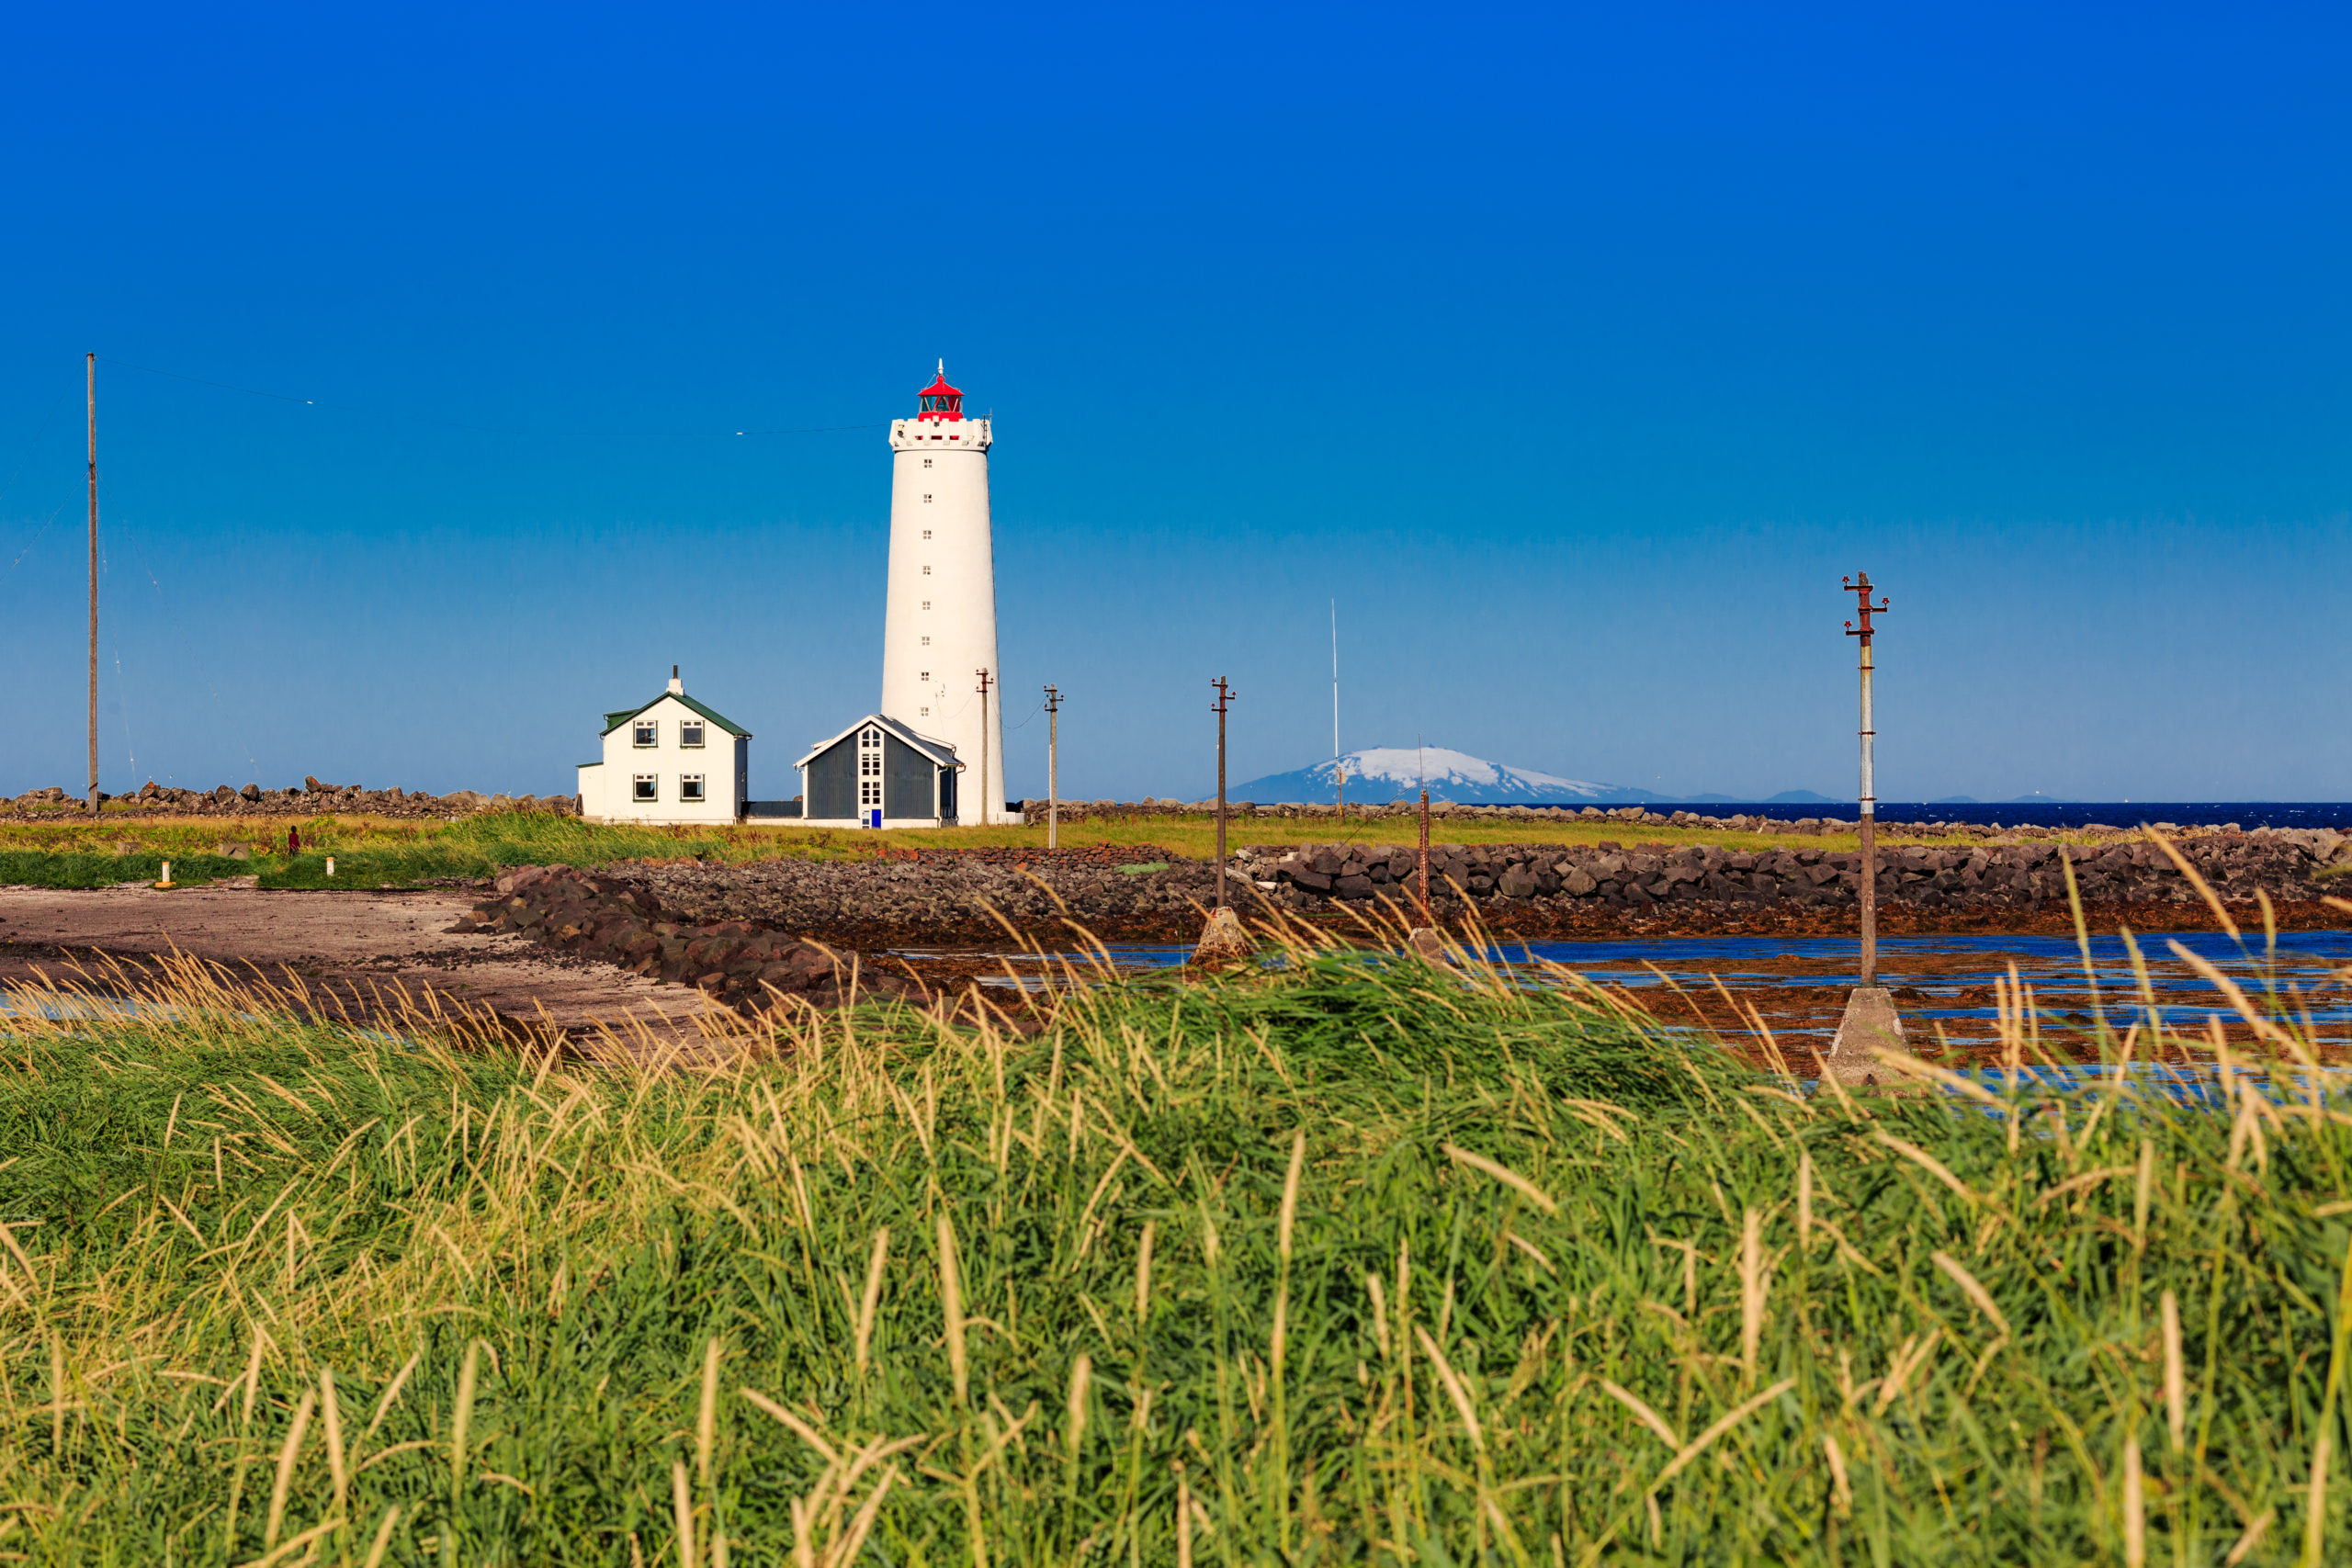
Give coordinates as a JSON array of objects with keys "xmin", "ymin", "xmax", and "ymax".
[{"xmin": 1226, "ymin": 748, "xmax": 1670, "ymax": 806}]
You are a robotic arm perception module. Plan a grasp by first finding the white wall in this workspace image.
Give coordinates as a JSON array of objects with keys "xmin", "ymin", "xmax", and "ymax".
[
  {"xmin": 581, "ymin": 694, "xmax": 746, "ymax": 825},
  {"xmin": 881, "ymin": 414, "xmax": 1007, "ymax": 822}
]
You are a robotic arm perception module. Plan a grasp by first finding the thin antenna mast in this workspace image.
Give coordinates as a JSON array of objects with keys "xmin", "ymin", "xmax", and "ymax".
[{"xmin": 1332, "ymin": 600, "xmax": 1344, "ymax": 825}]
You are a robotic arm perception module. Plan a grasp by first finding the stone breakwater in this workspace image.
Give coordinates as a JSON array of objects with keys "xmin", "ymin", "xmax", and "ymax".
[
  {"xmin": 5, "ymin": 779, "xmax": 582, "ymax": 821},
  {"xmin": 615, "ymin": 852, "xmax": 1232, "ymax": 946},
  {"xmin": 451, "ymin": 865, "xmax": 901, "ymax": 1014},
  {"xmin": 467, "ymin": 829, "xmax": 2351, "ymax": 962},
  {"xmin": 1023, "ymin": 798, "xmax": 2230, "ymax": 841},
  {"xmin": 1242, "ymin": 829, "xmax": 2352, "ymax": 926}
]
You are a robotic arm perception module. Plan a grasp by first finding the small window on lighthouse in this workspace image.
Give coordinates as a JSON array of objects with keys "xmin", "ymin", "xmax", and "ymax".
[
  {"xmin": 922, "ymin": 530, "xmax": 932, "ymax": 539},
  {"xmin": 922, "ymin": 458, "xmax": 932, "ymax": 468},
  {"xmin": 922, "ymin": 601, "xmax": 931, "ymax": 610},
  {"xmin": 921, "ymin": 706, "xmax": 930, "ymax": 716},
  {"xmin": 922, "ymin": 494, "xmax": 932, "ymax": 503},
  {"xmin": 922, "ymin": 566, "xmax": 931, "ymax": 576},
  {"xmin": 922, "ymin": 637, "xmax": 931, "ymax": 646},
  {"xmin": 920, "ymin": 671, "xmax": 929, "ymax": 681}
]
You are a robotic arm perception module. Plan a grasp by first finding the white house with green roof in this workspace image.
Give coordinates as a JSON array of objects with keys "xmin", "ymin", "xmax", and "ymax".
[{"xmin": 577, "ymin": 668, "xmax": 749, "ymax": 825}]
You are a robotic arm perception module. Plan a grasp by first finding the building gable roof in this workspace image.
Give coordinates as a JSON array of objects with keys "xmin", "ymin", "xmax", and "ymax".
[
  {"xmin": 600, "ymin": 691, "xmax": 751, "ymax": 739},
  {"xmin": 795, "ymin": 713, "xmax": 959, "ymax": 771}
]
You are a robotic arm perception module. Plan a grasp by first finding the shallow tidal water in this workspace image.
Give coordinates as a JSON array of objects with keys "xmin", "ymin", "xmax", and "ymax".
[{"xmin": 921, "ymin": 929, "xmax": 2352, "ymax": 1054}]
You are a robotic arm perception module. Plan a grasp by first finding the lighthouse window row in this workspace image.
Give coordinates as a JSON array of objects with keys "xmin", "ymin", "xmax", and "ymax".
[{"xmin": 630, "ymin": 773, "xmax": 707, "ymax": 803}]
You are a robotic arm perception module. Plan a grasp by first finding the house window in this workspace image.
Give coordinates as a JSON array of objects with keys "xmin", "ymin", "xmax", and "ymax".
[
  {"xmin": 633, "ymin": 720, "xmax": 657, "ymax": 748},
  {"xmin": 857, "ymin": 727, "xmax": 883, "ymax": 809},
  {"xmin": 680, "ymin": 721, "xmax": 705, "ymax": 749},
  {"xmin": 679, "ymin": 774, "xmax": 705, "ymax": 802},
  {"xmin": 633, "ymin": 774, "xmax": 658, "ymax": 802},
  {"xmin": 922, "ymin": 530, "xmax": 932, "ymax": 539},
  {"xmin": 921, "ymin": 637, "xmax": 930, "ymax": 646},
  {"xmin": 920, "ymin": 706, "xmax": 929, "ymax": 716},
  {"xmin": 922, "ymin": 601, "xmax": 931, "ymax": 610},
  {"xmin": 922, "ymin": 494, "xmax": 932, "ymax": 502},
  {"xmin": 919, "ymin": 671, "xmax": 928, "ymax": 681},
  {"xmin": 922, "ymin": 565, "xmax": 932, "ymax": 575},
  {"xmin": 922, "ymin": 458, "xmax": 932, "ymax": 468}
]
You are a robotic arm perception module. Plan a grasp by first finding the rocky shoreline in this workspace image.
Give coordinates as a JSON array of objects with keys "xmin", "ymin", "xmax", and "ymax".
[
  {"xmin": 4, "ymin": 780, "xmax": 581, "ymax": 821},
  {"xmin": 460, "ymin": 830, "xmax": 2350, "ymax": 987},
  {"xmin": 1242, "ymin": 829, "xmax": 2352, "ymax": 919},
  {"xmin": 452, "ymin": 865, "xmax": 906, "ymax": 1014},
  {"xmin": 1020, "ymin": 798, "xmax": 2242, "ymax": 840}
]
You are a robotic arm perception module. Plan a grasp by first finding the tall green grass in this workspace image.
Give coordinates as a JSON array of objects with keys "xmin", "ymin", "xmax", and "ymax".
[{"xmin": 1, "ymin": 931, "xmax": 2346, "ymax": 1563}]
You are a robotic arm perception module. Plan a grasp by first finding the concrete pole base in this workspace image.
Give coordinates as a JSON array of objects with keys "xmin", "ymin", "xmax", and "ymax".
[
  {"xmin": 1406, "ymin": 926, "xmax": 1447, "ymax": 964},
  {"xmin": 1190, "ymin": 907, "xmax": 1254, "ymax": 966},
  {"xmin": 1823, "ymin": 986, "xmax": 1905, "ymax": 1086}
]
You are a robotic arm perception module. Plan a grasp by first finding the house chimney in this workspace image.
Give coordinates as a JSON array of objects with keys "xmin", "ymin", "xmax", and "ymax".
[{"xmin": 668, "ymin": 664, "xmax": 683, "ymax": 694}]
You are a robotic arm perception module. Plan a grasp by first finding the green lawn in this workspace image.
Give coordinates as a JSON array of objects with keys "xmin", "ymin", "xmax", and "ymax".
[{"xmin": 0, "ymin": 807, "xmax": 2026, "ymax": 891}]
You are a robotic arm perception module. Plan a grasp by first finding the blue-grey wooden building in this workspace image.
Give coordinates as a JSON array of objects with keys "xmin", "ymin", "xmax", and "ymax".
[{"xmin": 795, "ymin": 714, "xmax": 961, "ymax": 829}]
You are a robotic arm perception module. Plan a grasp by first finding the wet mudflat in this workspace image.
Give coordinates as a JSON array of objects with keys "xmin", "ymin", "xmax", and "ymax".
[{"xmin": 0, "ymin": 884, "xmax": 735, "ymax": 1045}]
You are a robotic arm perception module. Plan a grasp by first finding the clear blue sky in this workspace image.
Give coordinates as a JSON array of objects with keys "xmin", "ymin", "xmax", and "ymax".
[{"xmin": 2, "ymin": 3, "xmax": 2346, "ymax": 804}]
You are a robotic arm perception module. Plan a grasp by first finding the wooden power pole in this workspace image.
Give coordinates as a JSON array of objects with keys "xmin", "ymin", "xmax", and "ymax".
[
  {"xmin": 86, "ymin": 353, "xmax": 98, "ymax": 816},
  {"xmin": 1211, "ymin": 677, "xmax": 1235, "ymax": 909},
  {"xmin": 1043, "ymin": 683, "xmax": 1063, "ymax": 849},
  {"xmin": 975, "ymin": 669, "xmax": 993, "ymax": 827}
]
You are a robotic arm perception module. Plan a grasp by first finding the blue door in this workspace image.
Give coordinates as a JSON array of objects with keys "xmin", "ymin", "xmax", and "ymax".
[{"xmin": 868, "ymin": 807, "xmax": 882, "ymax": 829}]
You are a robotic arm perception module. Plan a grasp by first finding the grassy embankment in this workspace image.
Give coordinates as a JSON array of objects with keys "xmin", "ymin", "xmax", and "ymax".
[
  {"xmin": 1, "ymin": 925, "xmax": 2347, "ymax": 1562},
  {"xmin": 0, "ymin": 808, "xmax": 2037, "ymax": 891}
]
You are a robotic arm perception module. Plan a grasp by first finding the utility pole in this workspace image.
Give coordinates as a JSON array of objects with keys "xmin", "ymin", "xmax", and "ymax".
[
  {"xmin": 86, "ymin": 355, "xmax": 100, "ymax": 815},
  {"xmin": 1332, "ymin": 601, "xmax": 1344, "ymax": 827},
  {"xmin": 1417, "ymin": 740, "xmax": 1431, "ymax": 927},
  {"xmin": 1043, "ymin": 683, "xmax": 1063, "ymax": 849},
  {"xmin": 1843, "ymin": 573, "xmax": 1889, "ymax": 984},
  {"xmin": 1211, "ymin": 677, "xmax": 1235, "ymax": 909},
  {"xmin": 975, "ymin": 669, "xmax": 993, "ymax": 828}
]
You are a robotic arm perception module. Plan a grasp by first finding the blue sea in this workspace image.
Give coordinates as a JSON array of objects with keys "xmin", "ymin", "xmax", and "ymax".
[{"xmin": 1473, "ymin": 802, "xmax": 2352, "ymax": 831}]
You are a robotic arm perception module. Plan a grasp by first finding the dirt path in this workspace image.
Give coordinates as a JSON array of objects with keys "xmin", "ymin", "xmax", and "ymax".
[{"xmin": 0, "ymin": 885, "xmax": 738, "ymax": 1046}]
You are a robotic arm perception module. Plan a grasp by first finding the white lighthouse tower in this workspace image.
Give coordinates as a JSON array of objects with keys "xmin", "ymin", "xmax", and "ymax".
[{"xmin": 882, "ymin": 363, "xmax": 1006, "ymax": 823}]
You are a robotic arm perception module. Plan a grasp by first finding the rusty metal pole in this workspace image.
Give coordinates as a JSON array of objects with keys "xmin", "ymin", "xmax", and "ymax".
[
  {"xmin": 1211, "ymin": 677, "xmax": 1234, "ymax": 908},
  {"xmin": 1844, "ymin": 574, "xmax": 1889, "ymax": 986}
]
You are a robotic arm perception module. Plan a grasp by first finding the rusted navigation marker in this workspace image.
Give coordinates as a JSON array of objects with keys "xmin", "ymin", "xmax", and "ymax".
[{"xmin": 1827, "ymin": 573, "xmax": 1906, "ymax": 1078}]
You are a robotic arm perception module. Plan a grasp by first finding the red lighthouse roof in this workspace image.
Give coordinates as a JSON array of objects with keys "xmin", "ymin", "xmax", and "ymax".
[{"xmin": 916, "ymin": 359, "xmax": 964, "ymax": 422}]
